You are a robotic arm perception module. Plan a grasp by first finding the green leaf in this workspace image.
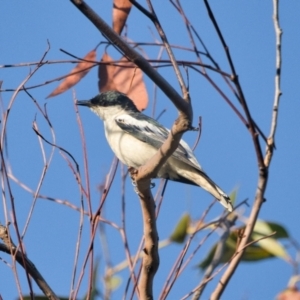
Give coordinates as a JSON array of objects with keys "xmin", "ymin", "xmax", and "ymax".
[
  {"xmin": 170, "ymin": 213, "xmax": 190, "ymax": 243},
  {"xmin": 262, "ymin": 221, "xmax": 289, "ymax": 239},
  {"xmin": 241, "ymin": 244, "xmax": 274, "ymax": 261},
  {"xmin": 251, "ymin": 219, "xmax": 289, "ymax": 239},
  {"xmin": 105, "ymin": 275, "xmax": 122, "ymax": 291},
  {"xmin": 253, "ymin": 220, "xmax": 290, "ymax": 260},
  {"xmin": 198, "ymin": 229, "xmax": 279, "ymax": 270},
  {"xmin": 229, "ymin": 189, "xmax": 238, "ymax": 206},
  {"xmin": 198, "ymin": 243, "xmax": 233, "ymax": 270}
]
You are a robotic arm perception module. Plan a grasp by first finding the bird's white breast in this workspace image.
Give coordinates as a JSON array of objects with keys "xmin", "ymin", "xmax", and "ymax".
[{"xmin": 103, "ymin": 117, "xmax": 157, "ymax": 168}]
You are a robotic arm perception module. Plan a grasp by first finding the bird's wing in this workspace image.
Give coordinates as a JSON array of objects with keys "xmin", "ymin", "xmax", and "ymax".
[{"xmin": 115, "ymin": 113, "xmax": 202, "ymax": 171}]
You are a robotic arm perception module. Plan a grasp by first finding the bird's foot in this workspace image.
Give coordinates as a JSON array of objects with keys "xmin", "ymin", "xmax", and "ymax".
[{"xmin": 131, "ymin": 180, "xmax": 155, "ymax": 193}]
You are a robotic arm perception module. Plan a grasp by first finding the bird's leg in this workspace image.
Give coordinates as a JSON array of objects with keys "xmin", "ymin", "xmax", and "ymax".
[
  {"xmin": 128, "ymin": 167, "xmax": 155, "ymax": 193},
  {"xmin": 128, "ymin": 167, "xmax": 139, "ymax": 194}
]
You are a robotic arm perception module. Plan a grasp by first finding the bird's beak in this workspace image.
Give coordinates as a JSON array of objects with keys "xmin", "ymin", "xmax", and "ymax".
[{"xmin": 76, "ymin": 100, "xmax": 92, "ymax": 107}]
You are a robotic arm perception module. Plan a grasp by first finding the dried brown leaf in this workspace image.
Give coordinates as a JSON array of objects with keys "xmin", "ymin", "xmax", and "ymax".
[
  {"xmin": 276, "ymin": 288, "xmax": 300, "ymax": 300},
  {"xmin": 98, "ymin": 54, "xmax": 148, "ymax": 111},
  {"xmin": 113, "ymin": 0, "xmax": 132, "ymax": 35},
  {"xmin": 46, "ymin": 49, "xmax": 97, "ymax": 99},
  {"xmin": 98, "ymin": 53, "xmax": 117, "ymax": 92},
  {"xmin": 114, "ymin": 57, "xmax": 148, "ymax": 111}
]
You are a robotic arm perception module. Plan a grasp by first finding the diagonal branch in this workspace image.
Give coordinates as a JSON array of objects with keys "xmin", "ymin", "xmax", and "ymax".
[
  {"xmin": 203, "ymin": 0, "xmax": 265, "ymax": 172},
  {"xmin": 70, "ymin": 0, "xmax": 191, "ymax": 119},
  {"xmin": 131, "ymin": 0, "xmax": 189, "ymax": 99},
  {"xmin": 265, "ymin": 0, "xmax": 283, "ymax": 168},
  {"xmin": 0, "ymin": 225, "xmax": 59, "ymax": 300},
  {"xmin": 210, "ymin": 1, "xmax": 283, "ymax": 298}
]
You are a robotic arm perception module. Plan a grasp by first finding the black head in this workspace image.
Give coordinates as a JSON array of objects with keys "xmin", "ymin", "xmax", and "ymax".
[{"xmin": 77, "ymin": 90, "xmax": 139, "ymax": 112}]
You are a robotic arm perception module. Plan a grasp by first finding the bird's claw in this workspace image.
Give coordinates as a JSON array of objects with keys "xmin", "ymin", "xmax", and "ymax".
[
  {"xmin": 131, "ymin": 180, "xmax": 155, "ymax": 193},
  {"xmin": 189, "ymin": 125, "xmax": 199, "ymax": 131}
]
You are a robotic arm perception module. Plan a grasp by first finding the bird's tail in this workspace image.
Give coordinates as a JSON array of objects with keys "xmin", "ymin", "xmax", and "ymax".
[{"xmin": 193, "ymin": 170, "xmax": 233, "ymax": 212}]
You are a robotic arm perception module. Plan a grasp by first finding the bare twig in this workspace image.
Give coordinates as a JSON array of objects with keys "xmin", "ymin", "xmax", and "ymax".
[
  {"xmin": 0, "ymin": 59, "xmax": 47, "ymax": 297},
  {"xmin": 265, "ymin": 0, "xmax": 283, "ymax": 167},
  {"xmin": 0, "ymin": 225, "xmax": 59, "ymax": 300},
  {"xmin": 132, "ymin": 0, "xmax": 189, "ymax": 99},
  {"xmin": 182, "ymin": 231, "xmax": 277, "ymax": 300},
  {"xmin": 209, "ymin": 2, "xmax": 282, "ymax": 298},
  {"xmin": 119, "ymin": 164, "xmax": 139, "ymax": 298},
  {"xmin": 192, "ymin": 216, "xmax": 237, "ymax": 300},
  {"xmin": 72, "ymin": 157, "xmax": 119, "ymax": 299},
  {"xmin": 203, "ymin": 0, "xmax": 265, "ymax": 171},
  {"xmin": 160, "ymin": 201, "xmax": 216, "ymax": 299}
]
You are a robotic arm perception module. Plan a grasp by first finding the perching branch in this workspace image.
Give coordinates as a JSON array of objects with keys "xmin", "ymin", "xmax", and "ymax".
[
  {"xmin": 70, "ymin": 1, "xmax": 195, "ymax": 298},
  {"xmin": 70, "ymin": 0, "xmax": 192, "ymax": 120}
]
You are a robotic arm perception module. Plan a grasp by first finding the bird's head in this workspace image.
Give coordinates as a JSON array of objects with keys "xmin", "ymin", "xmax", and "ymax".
[{"xmin": 77, "ymin": 91, "xmax": 139, "ymax": 120}]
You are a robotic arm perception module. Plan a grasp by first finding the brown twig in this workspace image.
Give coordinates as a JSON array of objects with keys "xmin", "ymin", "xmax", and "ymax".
[
  {"xmin": 203, "ymin": 0, "xmax": 265, "ymax": 171},
  {"xmin": 160, "ymin": 201, "xmax": 217, "ymax": 299},
  {"xmin": 132, "ymin": 0, "xmax": 189, "ymax": 99},
  {"xmin": 72, "ymin": 156, "xmax": 119, "ymax": 299},
  {"xmin": 120, "ymin": 164, "xmax": 140, "ymax": 298},
  {"xmin": 208, "ymin": 1, "xmax": 282, "ymax": 297},
  {"xmin": 0, "ymin": 225, "xmax": 59, "ymax": 300},
  {"xmin": 0, "ymin": 60, "xmax": 47, "ymax": 297},
  {"xmin": 265, "ymin": 0, "xmax": 283, "ymax": 167},
  {"xmin": 192, "ymin": 216, "xmax": 237, "ymax": 300},
  {"xmin": 182, "ymin": 231, "xmax": 277, "ymax": 300}
]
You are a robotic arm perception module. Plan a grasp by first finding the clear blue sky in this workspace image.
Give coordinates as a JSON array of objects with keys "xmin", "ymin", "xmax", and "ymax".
[{"xmin": 1, "ymin": 1, "xmax": 300, "ymax": 299}]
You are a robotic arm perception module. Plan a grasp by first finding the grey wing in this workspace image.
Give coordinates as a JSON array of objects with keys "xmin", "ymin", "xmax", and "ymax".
[{"xmin": 115, "ymin": 113, "xmax": 202, "ymax": 171}]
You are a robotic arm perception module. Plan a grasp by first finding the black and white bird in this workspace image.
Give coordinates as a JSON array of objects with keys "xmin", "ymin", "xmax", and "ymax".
[{"xmin": 77, "ymin": 91, "xmax": 233, "ymax": 212}]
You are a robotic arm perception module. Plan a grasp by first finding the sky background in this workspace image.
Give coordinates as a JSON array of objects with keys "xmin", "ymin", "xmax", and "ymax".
[{"xmin": 1, "ymin": 1, "xmax": 300, "ymax": 299}]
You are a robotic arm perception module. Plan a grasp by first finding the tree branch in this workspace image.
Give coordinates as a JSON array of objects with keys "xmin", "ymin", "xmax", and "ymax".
[
  {"xmin": 70, "ymin": 2, "xmax": 194, "ymax": 298},
  {"xmin": 70, "ymin": 0, "xmax": 192, "ymax": 119},
  {"xmin": 0, "ymin": 225, "xmax": 59, "ymax": 300},
  {"xmin": 192, "ymin": 216, "xmax": 237, "ymax": 300},
  {"xmin": 265, "ymin": 0, "xmax": 283, "ymax": 167},
  {"xmin": 208, "ymin": 1, "xmax": 283, "ymax": 297},
  {"xmin": 131, "ymin": 0, "xmax": 189, "ymax": 99},
  {"xmin": 203, "ymin": 0, "xmax": 265, "ymax": 172}
]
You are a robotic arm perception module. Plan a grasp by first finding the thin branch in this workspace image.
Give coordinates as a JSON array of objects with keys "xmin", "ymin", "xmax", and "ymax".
[
  {"xmin": 182, "ymin": 231, "xmax": 276, "ymax": 300},
  {"xmin": 0, "ymin": 225, "xmax": 59, "ymax": 300},
  {"xmin": 132, "ymin": 0, "xmax": 189, "ymax": 98},
  {"xmin": 72, "ymin": 157, "xmax": 119, "ymax": 299},
  {"xmin": 265, "ymin": 0, "xmax": 283, "ymax": 167},
  {"xmin": 210, "ymin": 2, "xmax": 282, "ymax": 298},
  {"xmin": 192, "ymin": 217, "xmax": 237, "ymax": 300},
  {"xmin": 204, "ymin": 0, "xmax": 265, "ymax": 171},
  {"xmin": 0, "ymin": 63, "xmax": 46, "ymax": 298},
  {"xmin": 160, "ymin": 201, "xmax": 216, "ymax": 299},
  {"xmin": 129, "ymin": 169, "xmax": 159, "ymax": 300}
]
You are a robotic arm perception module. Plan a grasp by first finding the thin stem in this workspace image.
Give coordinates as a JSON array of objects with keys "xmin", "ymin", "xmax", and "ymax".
[
  {"xmin": 203, "ymin": 0, "xmax": 265, "ymax": 171},
  {"xmin": 265, "ymin": 0, "xmax": 283, "ymax": 167}
]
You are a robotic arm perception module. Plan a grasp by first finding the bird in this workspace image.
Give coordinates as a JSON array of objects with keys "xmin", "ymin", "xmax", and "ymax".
[{"xmin": 77, "ymin": 90, "xmax": 233, "ymax": 212}]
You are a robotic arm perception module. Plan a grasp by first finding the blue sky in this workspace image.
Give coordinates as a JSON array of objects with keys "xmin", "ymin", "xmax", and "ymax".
[{"xmin": 1, "ymin": 1, "xmax": 300, "ymax": 299}]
